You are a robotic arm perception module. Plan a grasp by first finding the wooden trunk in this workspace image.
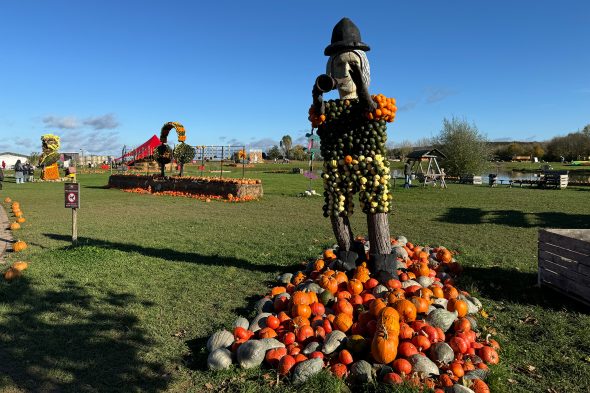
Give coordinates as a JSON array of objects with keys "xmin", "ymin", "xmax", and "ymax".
[{"xmin": 368, "ymin": 213, "xmax": 392, "ymax": 255}]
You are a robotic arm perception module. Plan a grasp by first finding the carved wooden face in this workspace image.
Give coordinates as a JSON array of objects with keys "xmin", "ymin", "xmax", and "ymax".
[{"xmin": 330, "ymin": 51, "xmax": 362, "ymax": 99}]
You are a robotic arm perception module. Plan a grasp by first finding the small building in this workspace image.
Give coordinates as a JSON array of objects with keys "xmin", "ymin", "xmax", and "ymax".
[
  {"xmin": 0, "ymin": 152, "xmax": 29, "ymax": 169},
  {"xmin": 78, "ymin": 155, "xmax": 113, "ymax": 167},
  {"xmin": 512, "ymin": 155, "xmax": 532, "ymax": 162}
]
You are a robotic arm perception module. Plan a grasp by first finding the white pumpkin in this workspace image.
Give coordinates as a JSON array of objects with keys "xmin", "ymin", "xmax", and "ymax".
[
  {"xmin": 207, "ymin": 348, "xmax": 232, "ymax": 370},
  {"xmin": 237, "ymin": 339, "xmax": 266, "ymax": 369},
  {"xmin": 206, "ymin": 329, "xmax": 234, "ymax": 352}
]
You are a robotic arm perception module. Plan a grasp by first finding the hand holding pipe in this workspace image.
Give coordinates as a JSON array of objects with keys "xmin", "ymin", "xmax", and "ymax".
[{"xmin": 315, "ymin": 74, "xmax": 338, "ymax": 93}]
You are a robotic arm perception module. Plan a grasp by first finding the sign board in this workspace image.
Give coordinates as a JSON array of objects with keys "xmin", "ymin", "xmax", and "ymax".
[
  {"xmin": 64, "ymin": 183, "xmax": 80, "ymax": 208},
  {"xmin": 306, "ymin": 133, "xmax": 321, "ymax": 155}
]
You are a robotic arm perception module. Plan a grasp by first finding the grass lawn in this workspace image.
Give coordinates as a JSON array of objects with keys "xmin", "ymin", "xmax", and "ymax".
[{"xmin": 0, "ymin": 164, "xmax": 589, "ymax": 392}]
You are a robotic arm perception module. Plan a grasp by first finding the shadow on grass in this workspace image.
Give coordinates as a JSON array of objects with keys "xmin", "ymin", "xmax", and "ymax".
[
  {"xmin": 44, "ymin": 234, "xmax": 281, "ymax": 273},
  {"xmin": 439, "ymin": 207, "xmax": 590, "ymax": 229},
  {"xmin": 462, "ymin": 266, "xmax": 589, "ymax": 313},
  {"xmin": 83, "ymin": 185, "xmax": 111, "ymax": 189},
  {"xmin": 0, "ymin": 277, "xmax": 168, "ymax": 392}
]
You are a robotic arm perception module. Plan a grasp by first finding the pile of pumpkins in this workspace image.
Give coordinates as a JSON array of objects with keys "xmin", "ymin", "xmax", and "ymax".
[
  {"xmin": 3, "ymin": 197, "xmax": 29, "ymax": 280},
  {"xmin": 205, "ymin": 236, "xmax": 498, "ymax": 392}
]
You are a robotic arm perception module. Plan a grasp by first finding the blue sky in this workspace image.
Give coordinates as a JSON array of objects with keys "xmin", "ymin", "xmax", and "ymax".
[{"xmin": 1, "ymin": 1, "xmax": 589, "ymax": 155}]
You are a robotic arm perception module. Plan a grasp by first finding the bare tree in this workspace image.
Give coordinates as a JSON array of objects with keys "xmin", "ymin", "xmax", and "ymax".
[
  {"xmin": 395, "ymin": 140, "xmax": 413, "ymax": 160},
  {"xmin": 433, "ymin": 117, "xmax": 491, "ymax": 176}
]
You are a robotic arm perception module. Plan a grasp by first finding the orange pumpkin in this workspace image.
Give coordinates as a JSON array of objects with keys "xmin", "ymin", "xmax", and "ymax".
[
  {"xmin": 437, "ymin": 249, "xmax": 453, "ymax": 263},
  {"xmin": 443, "ymin": 285, "xmax": 459, "ymax": 300},
  {"xmin": 313, "ymin": 259, "xmax": 325, "ymax": 271},
  {"xmin": 3, "ymin": 267, "xmax": 21, "ymax": 281},
  {"xmin": 319, "ymin": 275, "xmax": 338, "ymax": 294},
  {"xmin": 447, "ymin": 299, "xmax": 468, "ymax": 317},
  {"xmin": 334, "ymin": 271, "xmax": 348, "ymax": 285},
  {"xmin": 371, "ymin": 327, "xmax": 398, "ymax": 364},
  {"xmin": 353, "ymin": 264, "xmax": 371, "ymax": 283},
  {"xmin": 258, "ymin": 327, "xmax": 277, "ymax": 339},
  {"xmin": 292, "ymin": 304, "xmax": 312, "ymax": 319},
  {"xmin": 378, "ymin": 307, "xmax": 400, "ymax": 335},
  {"xmin": 334, "ymin": 299, "xmax": 353, "ymax": 315},
  {"xmin": 333, "ymin": 313, "xmax": 353, "ymax": 332},
  {"xmin": 393, "ymin": 299, "xmax": 417, "ymax": 322},
  {"xmin": 410, "ymin": 296, "xmax": 429, "ymax": 314},
  {"xmin": 388, "ymin": 288, "xmax": 406, "ymax": 303},
  {"xmin": 369, "ymin": 298, "xmax": 387, "ymax": 318},
  {"xmin": 416, "ymin": 262, "xmax": 430, "ymax": 277},
  {"xmin": 399, "ymin": 322, "xmax": 415, "ymax": 340},
  {"xmin": 12, "ymin": 261, "xmax": 28, "ymax": 271},
  {"xmin": 290, "ymin": 316, "xmax": 310, "ymax": 329},
  {"xmin": 470, "ymin": 379, "xmax": 491, "ymax": 393},
  {"xmin": 453, "ymin": 317, "xmax": 472, "ymax": 333},
  {"xmin": 418, "ymin": 287, "xmax": 433, "ymax": 302},
  {"xmin": 292, "ymin": 271, "xmax": 306, "ymax": 285},
  {"xmin": 347, "ymin": 279, "xmax": 364, "ymax": 295},
  {"xmin": 323, "ymin": 249, "xmax": 336, "ymax": 260},
  {"xmin": 292, "ymin": 291, "xmax": 312, "ymax": 306},
  {"xmin": 270, "ymin": 286, "xmax": 286, "ymax": 296},
  {"xmin": 12, "ymin": 240, "xmax": 27, "ymax": 252},
  {"xmin": 9, "ymin": 222, "xmax": 20, "ymax": 230},
  {"xmin": 16, "ymin": 217, "xmax": 26, "ymax": 224},
  {"xmin": 429, "ymin": 285, "xmax": 444, "ymax": 299}
]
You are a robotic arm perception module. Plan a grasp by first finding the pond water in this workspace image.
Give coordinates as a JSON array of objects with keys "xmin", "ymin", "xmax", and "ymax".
[
  {"xmin": 390, "ymin": 169, "xmax": 590, "ymax": 184},
  {"xmin": 485, "ymin": 171, "xmax": 590, "ymax": 183}
]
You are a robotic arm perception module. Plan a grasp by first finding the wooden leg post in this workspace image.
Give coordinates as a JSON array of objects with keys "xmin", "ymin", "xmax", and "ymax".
[
  {"xmin": 368, "ymin": 213, "xmax": 391, "ymax": 255},
  {"xmin": 330, "ymin": 215, "xmax": 354, "ymax": 251},
  {"xmin": 72, "ymin": 208, "xmax": 78, "ymax": 245}
]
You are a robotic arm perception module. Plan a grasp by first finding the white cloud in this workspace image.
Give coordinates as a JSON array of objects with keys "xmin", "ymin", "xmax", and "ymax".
[
  {"xmin": 42, "ymin": 115, "xmax": 79, "ymax": 129},
  {"xmin": 60, "ymin": 129, "xmax": 121, "ymax": 155},
  {"xmin": 14, "ymin": 137, "xmax": 34, "ymax": 149},
  {"xmin": 82, "ymin": 114, "xmax": 119, "ymax": 130},
  {"xmin": 425, "ymin": 88, "xmax": 456, "ymax": 104},
  {"xmin": 42, "ymin": 113, "xmax": 119, "ymax": 130}
]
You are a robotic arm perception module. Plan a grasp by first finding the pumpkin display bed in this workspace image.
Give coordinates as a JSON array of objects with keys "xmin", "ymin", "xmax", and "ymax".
[
  {"xmin": 204, "ymin": 236, "xmax": 498, "ymax": 392},
  {"xmin": 108, "ymin": 174, "xmax": 262, "ymax": 201}
]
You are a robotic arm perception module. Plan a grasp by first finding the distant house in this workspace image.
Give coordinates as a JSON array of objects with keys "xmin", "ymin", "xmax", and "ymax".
[
  {"xmin": 0, "ymin": 152, "xmax": 29, "ymax": 168},
  {"xmin": 512, "ymin": 155, "xmax": 532, "ymax": 162}
]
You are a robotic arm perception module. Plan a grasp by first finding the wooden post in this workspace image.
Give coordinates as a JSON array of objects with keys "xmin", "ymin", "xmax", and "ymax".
[
  {"xmin": 330, "ymin": 215, "xmax": 354, "ymax": 251},
  {"xmin": 368, "ymin": 213, "xmax": 391, "ymax": 255},
  {"xmin": 72, "ymin": 208, "xmax": 78, "ymax": 245}
]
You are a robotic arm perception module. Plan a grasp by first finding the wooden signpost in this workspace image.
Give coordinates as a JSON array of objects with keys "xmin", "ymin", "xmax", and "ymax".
[{"xmin": 65, "ymin": 182, "xmax": 79, "ymax": 244}]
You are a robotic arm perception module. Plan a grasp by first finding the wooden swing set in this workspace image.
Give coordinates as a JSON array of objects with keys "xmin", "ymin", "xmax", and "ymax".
[{"xmin": 406, "ymin": 149, "xmax": 447, "ymax": 188}]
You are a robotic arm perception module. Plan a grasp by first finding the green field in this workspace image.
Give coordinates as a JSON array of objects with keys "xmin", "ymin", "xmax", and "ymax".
[{"xmin": 0, "ymin": 163, "xmax": 589, "ymax": 392}]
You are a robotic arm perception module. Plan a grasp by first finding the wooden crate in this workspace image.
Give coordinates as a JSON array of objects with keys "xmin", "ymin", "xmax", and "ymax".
[{"xmin": 538, "ymin": 229, "xmax": 590, "ymax": 306}]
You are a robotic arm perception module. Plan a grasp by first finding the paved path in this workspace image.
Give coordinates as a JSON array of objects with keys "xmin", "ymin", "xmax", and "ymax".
[{"xmin": 0, "ymin": 205, "xmax": 13, "ymax": 264}]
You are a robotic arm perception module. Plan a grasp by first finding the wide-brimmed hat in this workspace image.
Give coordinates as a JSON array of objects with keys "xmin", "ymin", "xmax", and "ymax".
[{"xmin": 324, "ymin": 17, "xmax": 370, "ymax": 56}]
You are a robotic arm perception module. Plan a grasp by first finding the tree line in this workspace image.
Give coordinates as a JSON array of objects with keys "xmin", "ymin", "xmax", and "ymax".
[
  {"xmin": 266, "ymin": 135, "xmax": 311, "ymax": 161},
  {"xmin": 269, "ymin": 121, "xmax": 590, "ymax": 176},
  {"xmin": 389, "ymin": 122, "xmax": 590, "ymax": 175}
]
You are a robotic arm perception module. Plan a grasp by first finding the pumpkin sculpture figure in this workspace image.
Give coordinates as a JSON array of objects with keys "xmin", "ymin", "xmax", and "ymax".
[
  {"xmin": 39, "ymin": 134, "xmax": 61, "ymax": 180},
  {"xmin": 309, "ymin": 18, "xmax": 398, "ymax": 279},
  {"xmin": 155, "ymin": 122, "xmax": 195, "ymax": 177}
]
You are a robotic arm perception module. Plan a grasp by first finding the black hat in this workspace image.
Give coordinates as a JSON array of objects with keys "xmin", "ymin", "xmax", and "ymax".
[{"xmin": 324, "ymin": 17, "xmax": 370, "ymax": 56}]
